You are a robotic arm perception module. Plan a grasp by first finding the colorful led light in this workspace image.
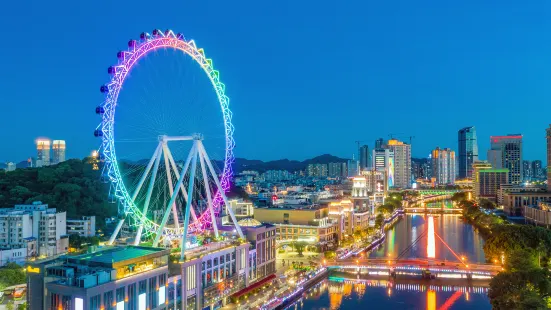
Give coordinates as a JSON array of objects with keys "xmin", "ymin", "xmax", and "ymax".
[{"xmin": 98, "ymin": 30, "xmax": 234, "ymax": 237}]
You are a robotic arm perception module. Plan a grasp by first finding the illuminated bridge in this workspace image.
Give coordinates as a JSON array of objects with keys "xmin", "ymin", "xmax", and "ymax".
[
  {"xmin": 405, "ymin": 195, "xmax": 462, "ymax": 213},
  {"xmin": 326, "ymin": 216, "xmax": 501, "ymax": 280}
]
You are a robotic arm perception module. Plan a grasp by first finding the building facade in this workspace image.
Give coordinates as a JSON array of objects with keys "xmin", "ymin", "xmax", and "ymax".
[
  {"xmin": 431, "ymin": 147, "xmax": 456, "ymax": 185},
  {"xmin": 27, "ymin": 246, "xmax": 171, "ymax": 310},
  {"xmin": 487, "ymin": 135, "xmax": 523, "ymax": 184},
  {"xmin": 307, "ymin": 164, "xmax": 328, "ymax": 178},
  {"xmin": 503, "ymin": 192, "xmax": 551, "ymax": 216},
  {"xmin": 372, "ymin": 148, "xmax": 394, "ymax": 187},
  {"xmin": 457, "ymin": 126, "xmax": 479, "ymax": 179},
  {"xmin": 387, "ymin": 139, "xmax": 411, "ymax": 189},
  {"xmin": 52, "ymin": 140, "xmax": 66, "ymax": 164},
  {"xmin": 0, "ymin": 202, "xmax": 67, "ymax": 258},
  {"xmin": 67, "ymin": 216, "xmax": 96, "ymax": 237},
  {"xmin": 359, "ymin": 145, "xmax": 370, "ymax": 170},
  {"xmin": 36, "ymin": 139, "xmax": 51, "ymax": 167}
]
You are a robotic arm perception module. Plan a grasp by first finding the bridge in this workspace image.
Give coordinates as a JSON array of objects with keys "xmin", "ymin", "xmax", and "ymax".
[
  {"xmin": 404, "ymin": 194, "xmax": 462, "ymax": 213},
  {"xmin": 326, "ymin": 216, "xmax": 501, "ymax": 280},
  {"xmin": 415, "ymin": 189, "xmax": 462, "ymax": 195}
]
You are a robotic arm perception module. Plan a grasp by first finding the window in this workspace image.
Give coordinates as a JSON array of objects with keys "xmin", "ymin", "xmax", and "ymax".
[
  {"xmin": 104, "ymin": 291, "xmax": 114, "ymax": 310},
  {"xmin": 90, "ymin": 295, "xmax": 101, "ymax": 310},
  {"xmin": 139, "ymin": 280, "xmax": 147, "ymax": 294},
  {"xmin": 116, "ymin": 287, "xmax": 125, "ymax": 303},
  {"xmin": 128, "ymin": 283, "xmax": 137, "ymax": 310},
  {"xmin": 148, "ymin": 277, "xmax": 157, "ymax": 308}
]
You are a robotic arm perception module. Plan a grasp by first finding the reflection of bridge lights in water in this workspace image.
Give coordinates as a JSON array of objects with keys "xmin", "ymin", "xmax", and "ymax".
[
  {"xmin": 427, "ymin": 290, "xmax": 436, "ymax": 310},
  {"xmin": 427, "ymin": 216, "xmax": 436, "ymax": 258}
]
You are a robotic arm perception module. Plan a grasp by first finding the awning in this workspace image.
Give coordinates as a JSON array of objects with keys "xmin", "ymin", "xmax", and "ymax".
[{"xmin": 232, "ymin": 274, "xmax": 277, "ymax": 298}]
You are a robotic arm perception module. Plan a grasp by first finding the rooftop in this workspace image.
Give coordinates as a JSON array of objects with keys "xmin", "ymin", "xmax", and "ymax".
[{"xmin": 68, "ymin": 246, "xmax": 168, "ymax": 266}]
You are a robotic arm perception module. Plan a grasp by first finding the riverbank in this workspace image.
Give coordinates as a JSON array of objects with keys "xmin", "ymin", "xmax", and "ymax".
[{"xmin": 265, "ymin": 210, "xmax": 405, "ymax": 309}]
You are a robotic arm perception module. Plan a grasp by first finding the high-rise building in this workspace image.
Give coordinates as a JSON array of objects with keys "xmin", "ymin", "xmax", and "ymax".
[
  {"xmin": 347, "ymin": 159, "xmax": 359, "ymax": 177},
  {"xmin": 522, "ymin": 160, "xmax": 532, "ymax": 181},
  {"xmin": 6, "ymin": 162, "xmax": 15, "ymax": 172},
  {"xmin": 473, "ymin": 161, "xmax": 493, "ymax": 200},
  {"xmin": 36, "ymin": 139, "xmax": 51, "ymax": 167},
  {"xmin": 487, "ymin": 135, "xmax": 523, "ymax": 184},
  {"xmin": 372, "ymin": 148, "xmax": 394, "ymax": 187},
  {"xmin": 547, "ymin": 125, "xmax": 551, "ymax": 191},
  {"xmin": 477, "ymin": 169, "xmax": 509, "ymax": 202},
  {"xmin": 307, "ymin": 163, "xmax": 328, "ymax": 177},
  {"xmin": 458, "ymin": 126, "xmax": 479, "ymax": 179},
  {"xmin": 359, "ymin": 145, "xmax": 370, "ymax": 170},
  {"xmin": 533, "ymin": 160, "xmax": 544, "ymax": 179},
  {"xmin": 431, "ymin": 147, "xmax": 456, "ymax": 185},
  {"xmin": 387, "ymin": 139, "xmax": 411, "ymax": 189},
  {"xmin": 375, "ymin": 138, "xmax": 384, "ymax": 149},
  {"xmin": 328, "ymin": 162, "xmax": 347, "ymax": 177},
  {"xmin": 52, "ymin": 140, "xmax": 66, "ymax": 164}
]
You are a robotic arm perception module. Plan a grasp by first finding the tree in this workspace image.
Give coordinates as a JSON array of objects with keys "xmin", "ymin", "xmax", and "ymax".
[
  {"xmin": 6, "ymin": 301, "xmax": 14, "ymax": 310},
  {"xmin": 374, "ymin": 214, "xmax": 385, "ymax": 229},
  {"xmin": 291, "ymin": 241, "xmax": 308, "ymax": 257}
]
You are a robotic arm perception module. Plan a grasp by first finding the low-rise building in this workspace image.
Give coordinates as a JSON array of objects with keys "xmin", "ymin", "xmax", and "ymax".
[
  {"xmin": 502, "ymin": 191, "xmax": 551, "ymax": 216},
  {"xmin": 497, "ymin": 184, "xmax": 546, "ymax": 206},
  {"xmin": 524, "ymin": 201, "xmax": 551, "ymax": 227},
  {"xmin": 27, "ymin": 246, "xmax": 170, "ymax": 310},
  {"xmin": 253, "ymin": 205, "xmax": 338, "ymax": 249},
  {"xmin": 0, "ymin": 201, "xmax": 67, "ymax": 258},
  {"xmin": 67, "ymin": 216, "xmax": 96, "ymax": 237}
]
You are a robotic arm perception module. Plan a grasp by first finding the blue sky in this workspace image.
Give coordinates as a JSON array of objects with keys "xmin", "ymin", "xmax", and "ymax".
[{"xmin": 1, "ymin": 0, "xmax": 550, "ymax": 162}]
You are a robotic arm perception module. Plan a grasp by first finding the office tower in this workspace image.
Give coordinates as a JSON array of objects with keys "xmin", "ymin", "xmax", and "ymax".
[
  {"xmin": 522, "ymin": 160, "xmax": 532, "ymax": 181},
  {"xmin": 533, "ymin": 160, "xmax": 543, "ymax": 179},
  {"xmin": 472, "ymin": 161, "xmax": 494, "ymax": 200},
  {"xmin": 477, "ymin": 169, "xmax": 509, "ymax": 202},
  {"xmin": 458, "ymin": 126, "xmax": 479, "ymax": 179},
  {"xmin": 372, "ymin": 148, "xmax": 394, "ymax": 187},
  {"xmin": 431, "ymin": 147, "xmax": 456, "ymax": 185},
  {"xmin": 387, "ymin": 139, "xmax": 411, "ymax": 189},
  {"xmin": 52, "ymin": 140, "xmax": 66, "ymax": 164},
  {"xmin": 347, "ymin": 159, "xmax": 359, "ymax": 177},
  {"xmin": 547, "ymin": 125, "xmax": 551, "ymax": 191},
  {"xmin": 487, "ymin": 135, "xmax": 523, "ymax": 184},
  {"xmin": 36, "ymin": 139, "xmax": 51, "ymax": 167},
  {"xmin": 359, "ymin": 145, "xmax": 370, "ymax": 170},
  {"xmin": 375, "ymin": 138, "xmax": 384, "ymax": 149}
]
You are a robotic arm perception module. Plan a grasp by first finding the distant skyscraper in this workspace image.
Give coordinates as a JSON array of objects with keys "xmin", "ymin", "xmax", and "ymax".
[
  {"xmin": 347, "ymin": 159, "xmax": 359, "ymax": 177},
  {"xmin": 36, "ymin": 139, "xmax": 51, "ymax": 167},
  {"xmin": 6, "ymin": 162, "xmax": 16, "ymax": 172},
  {"xmin": 431, "ymin": 147, "xmax": 456, "ymax": 185},
  {"xmin": 372, "ymin": 148, "xmax": 395, "ymax": 187},
  {"xmin": 375, "ymin": 138, "xmax": 384, "ymax": 149},
  {"xmin": 522, "ymin": 160, "xmax": 532, "ymax": 181},
  {"xmin": 547, "ymin": 125, "xmax": 551, "ymax": 190},
  {"xmin": 532, "ymin": 160, "xmax": 543, "ymax": 179},
  {"xmin": 457, "ymin": 126, "xmax": 478, "ymax": 179},
  {"xmin": 307, "ymin": 163, "xmax": 328, "ymax": 177},
  {"xmin": 387, "ymin": 139, "xmax": 411, "ymax": 189},
  {"xmin": 488, "ymin": 135, "xmax": 523, "ymax": 184},
  {"xmin": 52, "ymin": 140, "xmax": 66, "ymax": 164},
  {"xmin": 359, "ymin": 145, "xmax": 370, "ymax": 170},
  {"xmin": 328, "ymin": 162, "xmax": 347, "ymax": 178}
]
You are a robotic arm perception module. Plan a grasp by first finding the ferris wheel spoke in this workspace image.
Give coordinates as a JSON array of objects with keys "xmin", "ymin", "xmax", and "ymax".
[
  {"xmin": 163, "ymin": 143, "xmax": 180, "ymax": 229},
  {"xmin": 165, "ymin": 143, "xmax": 198, "ymax": 222},
  {"xmin": 197, "ymin": 141, "xmax": 243, "ymax": 239},
  {"xmin": 152, "ymin": 142, "xmax": 197, "ymax": 246},
  {"xmin": 134, "ymin": 142, "xmax": 163, "ymax": 245},
  {"xmin": 198, "ymin": 147, "xmax": 218, "ymax": 238},
  {"xmin": 131, "ymin": 143, "xmax": 162, "ymax": 201}
]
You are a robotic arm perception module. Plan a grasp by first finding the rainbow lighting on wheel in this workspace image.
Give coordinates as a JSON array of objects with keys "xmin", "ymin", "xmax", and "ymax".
[{"xmin": 95, "ymin": 29, "xmax": 243, "ymax": 258}]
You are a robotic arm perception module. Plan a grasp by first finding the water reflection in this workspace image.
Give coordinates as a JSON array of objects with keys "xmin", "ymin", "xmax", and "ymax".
[
  {"xmin": 289, "ymin": 278, "xmax": 490, "ymax": 310},
  {"xmin": 370, "ymin": 213, "xmax": 486, "ymax": 263}
]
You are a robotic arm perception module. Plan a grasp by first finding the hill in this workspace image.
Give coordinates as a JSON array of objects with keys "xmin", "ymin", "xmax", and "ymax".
[{"xmin": 0, "ymin": 159, "xmax": 115, "ymax": 229}]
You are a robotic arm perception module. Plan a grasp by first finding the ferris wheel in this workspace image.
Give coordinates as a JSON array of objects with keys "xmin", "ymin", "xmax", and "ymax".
[{"xmin": 95, "ymin": 29, "xmax": 243, "ymax": 254}]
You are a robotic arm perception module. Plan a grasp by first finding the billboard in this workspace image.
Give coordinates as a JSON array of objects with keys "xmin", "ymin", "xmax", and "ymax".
[{"xmin": 388, "ymin": 157, "xmax": 395, "ymax": 187}]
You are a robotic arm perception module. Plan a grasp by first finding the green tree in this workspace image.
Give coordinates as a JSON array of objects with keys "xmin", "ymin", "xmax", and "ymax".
[
  {"xmin": 291, "ymin": 241, "xmax": 308, "ymax": 257},
  {"xmin": 374, "ymin": 214, "xmax": 385, "ymax": 229}
]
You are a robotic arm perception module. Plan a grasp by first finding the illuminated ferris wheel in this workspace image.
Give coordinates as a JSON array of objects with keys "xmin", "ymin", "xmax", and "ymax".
[{"xmin": 94, "ymin": 29, "xmax": 243, "ymax": 253}]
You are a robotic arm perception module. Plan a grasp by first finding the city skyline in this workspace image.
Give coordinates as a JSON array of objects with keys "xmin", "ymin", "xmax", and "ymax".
[{"xmin": 2, "ymin": 1, "xmax": 551, "ymax": 163}]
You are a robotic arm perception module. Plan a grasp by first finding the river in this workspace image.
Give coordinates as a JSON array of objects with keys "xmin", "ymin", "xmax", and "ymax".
[{"xmin": 288, "ymin": 210, "xmax": 491, "ymax": 309}]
